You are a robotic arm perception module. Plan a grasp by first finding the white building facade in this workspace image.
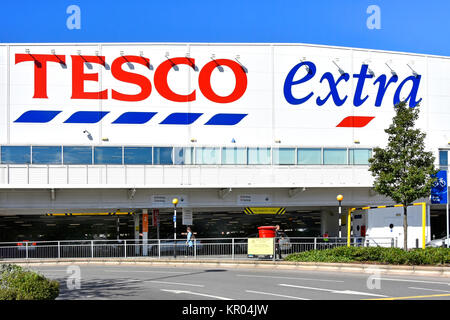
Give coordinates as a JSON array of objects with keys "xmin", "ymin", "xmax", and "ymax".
[{"xmin": 0, "ymin": 42, "xmax": 448, "ymax": 241}]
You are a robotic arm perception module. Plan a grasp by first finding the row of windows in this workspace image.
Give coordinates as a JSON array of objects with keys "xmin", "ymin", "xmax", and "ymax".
[{"xmin": 0, "ymin": 146, "xmax": 373, "ymax": 165}]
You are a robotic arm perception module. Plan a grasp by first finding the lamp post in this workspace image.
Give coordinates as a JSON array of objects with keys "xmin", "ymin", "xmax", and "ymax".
[
  {"xmin": 337, "ymin": 194, "xmax": 344, "ymax": 238},
  {"xmin": 172, "ymin": 198, "xmax": 178, "ymax": 259}
]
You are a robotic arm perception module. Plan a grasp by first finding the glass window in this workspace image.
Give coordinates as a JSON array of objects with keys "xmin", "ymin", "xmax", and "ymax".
[
  {"xmin": 349, "ymin": 149, "xmax": 372, "ymax": 165},
  {"xmin": 154, "ymin": 147, "xmax": 173, "ymax": 165},
  {"xmin": 174, "ymin": 147, "xmax": 193, "ymax": 165},
  {"xmin": 63, "ymin": 146, "xmax": 93, "ymax": 164},
  {"xmin": 247, "ymin": 148, "xmax": 271, "ymax": 165},
  {"xmin": 222, "ymin": 147, "xmax": 247, "ymax": 164},
  {"xmin": 124, "ymin": 147, "xmax": 152, "ymax": 165},
  {"xmin": 323, "ymin": 149, "xmax": 347, "ymax": 165},
  {"xmin": 297, "ymin": 148, "xmax": 321, "ymax": 165},
  {"xmin": 439, "ymin": 150, "xmax": 448, "ymax": 167},
  {"xmin": 32, "ymin": 146, "xmax": 62, "ymax": 164},
  {"xmin": 273, "ymin": 148, "xmax": 295, "ymax": 165},
  {"xmin": 94, "ymin": 147, "xmax": 123, "ymax": 165},
  {"xmin": 195, "ymin": 147, "xmax": 220, "ymax": 165},
  {"xmin": 1, "ymin": 146, "xmax": 31, "ymax": 164}
]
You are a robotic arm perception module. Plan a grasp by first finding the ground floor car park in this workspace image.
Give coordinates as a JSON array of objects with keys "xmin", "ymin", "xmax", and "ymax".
[{"xmin": 0, "ymin": 187, "xmax": 447, "ymax": 246}]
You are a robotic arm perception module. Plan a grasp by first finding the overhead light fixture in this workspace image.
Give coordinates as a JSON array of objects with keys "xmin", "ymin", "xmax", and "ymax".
[
  {"xmin": 274, "ymin": 139, "xmax": 281, "ymax": 143},
  {"xmin": 385, "ymin": 61, "xmax": 397, "ymax": 77},
  {"xmin": 406, "ymin": 63, "xmax": 419, "ymax": 78},
  {"xmin": 25, "ymin": 49, "xmax": 30, "ymax": 54},
  {"xmin": 190, "ymin": 138, "xmax": 197, "ymax": 143},
  {"xmin": 332, "ymin": 59, "xmax": 345, "ymax": 75},
  {"xmin": 354, "ymin": 139, "xmax": 360, "ymax": 144}
]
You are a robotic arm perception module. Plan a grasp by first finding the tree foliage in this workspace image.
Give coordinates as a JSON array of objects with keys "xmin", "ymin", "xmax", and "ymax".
[{"xmin": 368, "ymin": 101, "xmax": 437, "ymax": 249}]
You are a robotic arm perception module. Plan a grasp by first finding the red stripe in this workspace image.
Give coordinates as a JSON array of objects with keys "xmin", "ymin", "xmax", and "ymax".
[{"xmin": 336, "ymin": 116, "xmax": 375, "ymax": 128}]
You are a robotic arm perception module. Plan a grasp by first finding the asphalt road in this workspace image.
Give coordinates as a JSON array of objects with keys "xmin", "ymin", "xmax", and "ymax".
[{"xmin": 28, "ymin": 264, "xmax": 450, "ymax": 301}]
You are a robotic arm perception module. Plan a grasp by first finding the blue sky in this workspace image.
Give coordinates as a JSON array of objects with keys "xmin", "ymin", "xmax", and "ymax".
[{"xmin": 1, "ymin": 0, "xmax": 449, "ymax": 56}]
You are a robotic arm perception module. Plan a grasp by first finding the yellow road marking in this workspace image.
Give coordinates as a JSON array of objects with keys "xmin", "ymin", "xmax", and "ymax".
[{"xmin": 364, "ymin": 293, "xmax": 450, "ymax": 300}]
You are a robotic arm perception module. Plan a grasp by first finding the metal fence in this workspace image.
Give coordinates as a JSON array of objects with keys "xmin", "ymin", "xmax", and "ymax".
[{"xmin": 0, "ymin": 237, "xmax": 396, "ymax": 260}]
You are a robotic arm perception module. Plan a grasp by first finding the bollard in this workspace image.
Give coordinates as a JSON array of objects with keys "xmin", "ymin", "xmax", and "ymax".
[
  {"xmin": 416, "ymin": 238, "xmax": 419, "ymax": 249},
  {"xmin": 391, "ymin": 238, "xmax": 394, "ymax": 248},
  {"xmin": 314, "ymin": 237, "xmax": 317, "ymax": 250}
]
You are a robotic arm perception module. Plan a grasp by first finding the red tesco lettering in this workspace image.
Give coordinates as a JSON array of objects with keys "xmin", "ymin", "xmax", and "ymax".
[{"xmin": 15, "ymin": 54, "xmax": 247, "ymax": 103}]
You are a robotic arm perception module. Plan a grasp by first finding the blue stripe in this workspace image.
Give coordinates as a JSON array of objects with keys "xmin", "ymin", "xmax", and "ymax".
[
  {"xmin": 160, "ymin": 113, "xmax": 203, "ymax": 125},
  {"xmin": 64, "ymin": 111, "xmax": 109, "ymax": 124},
  {"xmin": 204, "ymin": 113, "xmax": 247, "ymax": 125},
  {"xmin": 112, "ymin": 112, "xmax": 157, "ymax": 124},
  {"xmin": 14, "ymin": 110, "xmax": 61, "ymax": 123}
]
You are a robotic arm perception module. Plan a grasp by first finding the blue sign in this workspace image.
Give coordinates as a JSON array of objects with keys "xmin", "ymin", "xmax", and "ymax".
[{"xmin": 431, "ymin": 170, "xmax": 448, "ymax": 204}]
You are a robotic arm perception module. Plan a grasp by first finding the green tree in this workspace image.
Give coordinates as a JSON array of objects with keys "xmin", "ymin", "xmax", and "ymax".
[{"xmin": 368, "ymin": 101, "xmax": 437, "ymax": 250}]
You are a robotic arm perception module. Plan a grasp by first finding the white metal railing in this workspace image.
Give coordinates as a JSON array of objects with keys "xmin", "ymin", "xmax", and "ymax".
[{"xmin": 0, "ymin": 237, "xmax": 397, "ymax": 260}]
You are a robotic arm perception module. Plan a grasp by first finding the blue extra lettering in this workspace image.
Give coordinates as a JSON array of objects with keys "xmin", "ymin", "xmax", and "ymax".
[
  {"xmin": 283, "ymin": 61, "xmax": 316, "ymax": 105},
  {"xmin": 316, "ymin": 72, "xmax": 350, "ymax": 106},
  {"xmin": 393, "ymin": 75, "xmax": 422, "ymax": 107},
  {"xmin": 353, "ymin": 64, "xmax": 374, "ymax": 107}
]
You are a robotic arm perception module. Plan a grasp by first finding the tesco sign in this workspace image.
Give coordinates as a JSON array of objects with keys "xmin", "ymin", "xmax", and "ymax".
[
  {"xmin": 15, "ymin": 54, "xmax": 248, "ymax": 103},
  {"xmin": 15, "ymin": 53, "xmax": 422, "ymax": 109}
]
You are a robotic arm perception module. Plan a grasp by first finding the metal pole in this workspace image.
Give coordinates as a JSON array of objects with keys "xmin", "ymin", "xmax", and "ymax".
[
  {"xmin": 91, "ymin": 240, "xmax": 94, "ymax": 258},
  {"xmin": 447, "ymin": 170, "xmax": 449, "ymax": 248},
  {"xmin": 124, "ymin": 240, "xmax": 127, "ymax": 258},
  {"xmin": 338, "ymin": 201, "xmax": 342, "ymax": 238},
  {"xmin": 231, "ymin": 238, "xmax": 234, "ymax": 260},
  {"xmin": 25, "ymin": 242, "xmax": 28, "ymax": 259},
  {"xmin": 173, "ymin": 206, "xmax": 177, "ymax": 259},
  {"xmin": 58, "ymin": 241, "xmax": 60, "ymax": 259}
]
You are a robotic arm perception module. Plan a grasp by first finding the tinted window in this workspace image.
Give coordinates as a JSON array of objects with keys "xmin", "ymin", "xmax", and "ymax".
[
  {"xmin": 154, "ymin": 147, "xmax": 173, "ymax": 165},
  {"xmin": 124, "ymin": 147, "xmax": 152, "ymax": 164},
  {"xmin": 174, "ymin": 147, "xmax": 193, "ymax": 165},
  {"xmin": 273, "ymin": 148, "xmax": 295, "ymax": 165},
  {"xmin": 32, "ymin": 146, "xmax": 62, "ymax": 164},
  {"xmin": 323, "ymin": 149, "xmax": 347, "ymax": 165},
  {"xmin": 196, "ymin": 147, "xmax": 220, "ymax": 165},
  {"xmin": 63, "ymin": 146, "xmax": 93, "ymax": 164},
  {"xmin": 248, "ymin": 148, "xmax": 271, "ymax": 165},
  {"xmin": 222, "ymin": 147, "xmax": 246, "ymax": 164},
  {"xmin": 349, "ymin": 149, "xmax": 372, "ymax": 165},
  {"xmin": 298, "ymin": 148, "xmax": 321, "ymax": 165},
  {"xmin": 94, "ymin": 147, "xmax": 123, "ymax": 164},
  {"xmin": 1, "ymin": 146, "xmax": 31, "ymax": 164},
  {"xmin": 439, "ymin": 150, "xmax": 448, "ymax": 166}
]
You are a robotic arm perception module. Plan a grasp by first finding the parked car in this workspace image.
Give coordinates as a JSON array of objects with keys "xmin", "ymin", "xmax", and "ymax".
[
  {"xmin": 426, "ymin": 233, "xmax": 450, "ymax": 248},
  {"xmin": 16, "ymin": 240, "xmax": 37, "ymax": 251}
]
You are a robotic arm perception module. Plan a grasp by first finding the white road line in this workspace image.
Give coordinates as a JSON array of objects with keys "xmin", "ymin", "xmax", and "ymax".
[
  {"xmin": 146, "ymin": 280, "xmax": 204, "ymax": 287},
  {"xmin": 279, "ymin": 284, "xmax": 388, "ymax": 297},
  {"xmin": 237, "ymin": 274, "xmax": 344, "ymax": 283},
  {"xmin": 161, "ymin": 289, "xmax": 232, "ymax": 300},
  {"xmin": 103, "ymin": 270, "xmax": 186, "ymax": 274},
  {"xmin": 408, "ymin": 287, "xmax": 450, "ymax": 293},
  {"xmin": 374, "ymin": 277, "xmax": 450, "ymax": 285},
  {"xmin": 245, "ymin": 290, "xmax": 310, "ymax": 300}
]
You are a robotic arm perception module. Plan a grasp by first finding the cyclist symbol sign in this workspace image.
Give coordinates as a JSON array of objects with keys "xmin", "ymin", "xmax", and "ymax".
[{"xmin": 431, "ymin": 170, "xmax": 448, "ymax": 204}]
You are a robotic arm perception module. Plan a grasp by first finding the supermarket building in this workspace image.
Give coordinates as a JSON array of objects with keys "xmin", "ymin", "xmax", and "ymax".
[{"xmin": 0, "ymin": 42, "xmax": 448, "ymax": 243}]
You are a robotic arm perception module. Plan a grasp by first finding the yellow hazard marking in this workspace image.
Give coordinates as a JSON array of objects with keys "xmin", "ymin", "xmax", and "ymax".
[{"xmin": 364, "ymin": 293, "xmax": 450, "ymax": 300}]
